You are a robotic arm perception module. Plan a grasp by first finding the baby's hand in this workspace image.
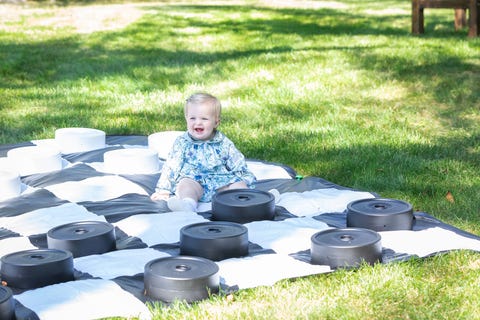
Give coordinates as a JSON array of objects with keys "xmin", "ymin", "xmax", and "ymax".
[{"xmin": 150, "ymin": 190, "xmax": 171, "ymax": 201}]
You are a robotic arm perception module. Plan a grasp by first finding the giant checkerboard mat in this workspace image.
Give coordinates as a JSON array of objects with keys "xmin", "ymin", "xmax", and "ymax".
[{"xmin": 1, "ymin": 134, "xmax": 480, "ymax": 320}]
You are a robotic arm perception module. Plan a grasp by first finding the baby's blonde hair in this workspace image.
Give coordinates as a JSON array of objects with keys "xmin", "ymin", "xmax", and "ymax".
[{"xmin": 184, "ymin": 92, "xmax": 222, "ymax": 119}]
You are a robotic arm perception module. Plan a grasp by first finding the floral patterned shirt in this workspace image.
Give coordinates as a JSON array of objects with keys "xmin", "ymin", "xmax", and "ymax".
[{"xmin": 155, "ymin": 131, "xmax": 256, "ymax": 202}]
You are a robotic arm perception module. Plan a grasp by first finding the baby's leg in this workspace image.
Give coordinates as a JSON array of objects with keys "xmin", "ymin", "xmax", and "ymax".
[
  {"xmin": 228, "ymin": 181, "xmax": 248, "ymax": 189},
  {"xmin": 167, "ymin": 178, "xmax": 203, "ymax": 212},
  {"xmin": 176, "ymin": 178, "xmax": 203, "ymax": 201},
  {"xmin": 218, "ymin": 181, "xmax": 248, "ymax": 192}
]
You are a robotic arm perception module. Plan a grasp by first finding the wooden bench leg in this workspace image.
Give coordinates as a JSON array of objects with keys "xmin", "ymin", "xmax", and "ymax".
[
  {"xmin": 412, "ymin": 0, "xmax": 424, "ymax": 34},
  {"xmin": 468, "ymin": 0, "xmax": 479, "ymax": 37},
  {"xmin": 419, "ymin": 8, "xmax": 425, "ymax": 33},
  {"xmin": 411, "ymin": 0, "xmax": 478, "ymax": 37},
  {"xmin": 454, "ymin": 9, "xmax": 467, "ymax": 30}
]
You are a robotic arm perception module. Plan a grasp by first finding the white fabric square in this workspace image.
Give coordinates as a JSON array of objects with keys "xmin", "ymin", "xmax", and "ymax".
[
  {"xmin": 45, "ymin": 176, "xmax": 148, "ymax": 203},
  {"xmin": 114, "ymin": 211, "xmax": 208, "ymax": 246},
  {"xmin": 277, "ymin": 188, "xmax": 375, "ymax": 216},
  {"xmin": 0, "ymin": 203, "xmax": 105, "ymax": 236},
  {"xmin": 74, "ymin": 248, "xmax": 169, "ymax": 279},
  {"xmin": 379, "ymin": 227, "xmax": 480, "ymax": 257},
  {"xmin": 14, "ymin": 279, "xmax": 150, "ymax": 320},
  {"xmin": 217, "ymin": 254, "xmax": 331, "ymax": 289},
  {"xmin": 246, "ymin": 161, "xmax": 293, "ymax": 180},
  {"xmin": 246, "ymin": 217, "xmax": 330, "ymax": 254}
]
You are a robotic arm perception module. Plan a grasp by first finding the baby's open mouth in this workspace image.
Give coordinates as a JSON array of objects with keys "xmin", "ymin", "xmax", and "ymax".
[{"xmin": 195, "ymin": 128, "xmax": 204, "ymax": 133}]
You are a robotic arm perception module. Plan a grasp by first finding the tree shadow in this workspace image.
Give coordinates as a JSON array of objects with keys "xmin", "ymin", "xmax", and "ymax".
[
  {"xmin": 0, "ymin": 4, "xmax": 406, "ymax": 87},
  {"xmin": 349, "ymin": 50, "xmax": 480, "ymax": 132},
  {"xmin": 1, "ymin": 3, "xmax": 471, "ymax": 90}
]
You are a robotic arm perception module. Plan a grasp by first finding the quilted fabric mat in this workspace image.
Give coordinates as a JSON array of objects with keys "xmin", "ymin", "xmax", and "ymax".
[{"xmin": 1, "ymin": 134, "xmax": 479, "ymax": 320}]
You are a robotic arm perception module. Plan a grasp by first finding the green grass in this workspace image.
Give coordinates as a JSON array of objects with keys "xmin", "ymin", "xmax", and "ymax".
[{"xmin": 1, "ymin": 0, "xmax": 480, "ymax": 318}]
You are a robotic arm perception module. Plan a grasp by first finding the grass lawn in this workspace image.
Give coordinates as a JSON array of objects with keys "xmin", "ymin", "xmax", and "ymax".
[{"xmin": 1, "ymin": 0, "xmax": 479, "ymax": 318}]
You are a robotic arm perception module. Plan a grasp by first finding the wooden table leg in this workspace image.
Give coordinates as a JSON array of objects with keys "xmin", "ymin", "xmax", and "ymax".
[
  {"xmin": 454, "ymin": 9, "xmax": 467, "ymax": 30},
  {"xmin": 412, "ymin": 0, "xmax": 424, "ymax": 34},
  {"xmin": 468, "ymin": 0, "xmax": 479, "ymax": 36}
]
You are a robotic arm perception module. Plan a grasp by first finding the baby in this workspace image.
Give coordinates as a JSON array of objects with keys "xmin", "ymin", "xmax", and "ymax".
[{"xmin": 151, "ymin": 92, "xmax": 256, "ymax": 212}]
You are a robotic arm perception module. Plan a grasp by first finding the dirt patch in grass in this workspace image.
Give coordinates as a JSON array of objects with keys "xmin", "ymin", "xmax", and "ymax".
[
  {"xmin": 0, "ymin": 0, "xmax": 350, "ymax": 34},
  {"xmin": 0, "ymin": 2, "xmax": 153, "ymax": 34}
]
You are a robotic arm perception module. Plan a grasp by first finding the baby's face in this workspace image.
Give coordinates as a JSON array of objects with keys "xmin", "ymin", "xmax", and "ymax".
[{"xmin": 185, "ymin": 103, "xmax": 219, "ymax": 141}]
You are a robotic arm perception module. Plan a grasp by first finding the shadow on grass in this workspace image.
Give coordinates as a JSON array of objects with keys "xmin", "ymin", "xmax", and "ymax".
[
  {"xmin": 1, "ymin": 4, "xmax": 472, "ymax": 86},
  {"xmin": 0, "ymin": 4, "xmax": 433, "ymax": 84},
  {"xmin": 2, "ymin": 5, "xmax": 475, "ymax": 108}
]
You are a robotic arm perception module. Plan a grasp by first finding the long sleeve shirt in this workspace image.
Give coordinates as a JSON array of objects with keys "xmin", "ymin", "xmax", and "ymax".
[{"xmin": 155, "ymin": 131, "xmax": 256, "ymax": 202}]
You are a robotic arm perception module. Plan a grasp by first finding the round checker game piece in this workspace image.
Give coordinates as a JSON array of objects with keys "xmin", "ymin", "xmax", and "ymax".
[
  {"xmin": 147, "ymin": 131, "xmax": 183, "ymax": 159},
  {"xmin": 144, "ymin": 256, "xmax": 220, "ymax": 303},
  {"xmin": 0, "ymin": 170, "xmax": 21, "ymax": 201},
  {"xmin": 0, "ymin": 286, "xmax": 15, "ymax": 320},
  {"xmin": 180, "ymin": 221, "xmax": 249, "ymax": 261},
  {"xmin": 55, "ymin": 127, "xmax": 106, "ymax": 154},
  {"xmin": 212, "ymin": 189, "xmax": 275, "ymax": 224},
  {"xmin": 47, "ymin": 221, "xmax": 116, "ymax": 258},
  {"xmin": 103, "ymin": 148, "xmax": 159, "ymax": 174},
  {"xmin": 346, "ymin": 198, "xmax": 414, "ymax": 231},
  {"xmin": 0, "ymin": 249, "xmax": 74, "ymax": 289},
  {"xmin": 311, "ymin": 228, "xmax": 382, "ymax": 269},
  {"xmin": 7, "ymin": 146, "xmax": 63, "ymax": 176}
]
